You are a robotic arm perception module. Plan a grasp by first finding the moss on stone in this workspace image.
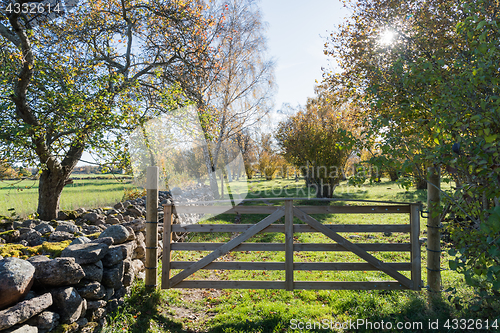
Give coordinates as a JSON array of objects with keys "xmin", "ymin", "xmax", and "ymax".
[
  {"xmin": 0, "ymin": 243, "xmax": 26, "ymax": 258},
  {"xmin": 53, "ymin": 322, "xmax": 79, "ymax": 333},
  {"xmin": 0, "ymin": 240, "xmax": 71, "ymax": 259},
  {"xmin": 60, "ymin": 210, "xmax": 81, "ymax": 220},
  {"xmin": 29, "ymin": 240, "xmax": 72, "ymax": 257},
  {"xmin": 0, "ymin": 230, "xmax": 16, "ymax": 236},
  {"xmin": 85, "ymin": 232, "xmax": 101, "ymax": 240},
  {"xmin": 80, "ymin": 322, "xmax": 99, "ymax": 333}
]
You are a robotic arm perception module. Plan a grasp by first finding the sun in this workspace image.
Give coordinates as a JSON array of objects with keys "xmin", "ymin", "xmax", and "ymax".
[{"xmin": 380, "ymin": 30, "xmax": 396, "ymax": 45}]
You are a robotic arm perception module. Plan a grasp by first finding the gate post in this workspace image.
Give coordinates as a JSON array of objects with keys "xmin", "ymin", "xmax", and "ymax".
[
  {"xmin": 410, "ymin": 204, "xmax": 421, "ymax": 290},
  {"xmin": 145, "ymin": 166, "xmax": 159, "ymax": 291},
  {"xmin": 161, "ymin": 204, "xmax": 173, "ymax": 289},
  {"xmin": 427, "ymin": 166, "xmax": 441, "ymax": 302},
  {"xmin": 284, "ymin": 199, "xmax": 294, "ymax": 291}
]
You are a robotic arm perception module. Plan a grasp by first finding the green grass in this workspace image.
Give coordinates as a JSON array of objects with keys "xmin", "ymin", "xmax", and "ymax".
[
  {"xmin": 101, "ymin": 177, "xmax": 499, "ymax": 333},
  {"xmin": 0, "ymin": 176, "xmax": 135, "ymax": 217}
]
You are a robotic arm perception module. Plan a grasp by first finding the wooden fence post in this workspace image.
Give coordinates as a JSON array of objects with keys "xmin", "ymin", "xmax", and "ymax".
[
  {"xmin": 145, "ymin": 166, "xmax": 159, "ymax": 291},
  {"xmin": 285, "ymin": 199, "xmax": 294, "ymax": 291},
  {"xmin": 410, "ymin": 204, "xmax": 421, "ymax": 290},
  {"xmin": 427, "ymin": 166, "xmax": 441, "ymax": 301},
  {"xmin": 161, "ymin": 204, "xmax": 173, "ymax": 289}
]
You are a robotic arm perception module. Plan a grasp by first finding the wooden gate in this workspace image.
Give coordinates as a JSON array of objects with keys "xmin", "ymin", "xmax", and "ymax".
[{"xmin": 161, "ymin": 198, "xmax": 422, "ymax": 291}]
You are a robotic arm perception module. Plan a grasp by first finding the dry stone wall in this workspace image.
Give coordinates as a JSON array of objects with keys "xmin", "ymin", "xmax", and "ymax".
[{"xmin": 0, "ymin": 194, "xmax": 166, "ymax": 333}]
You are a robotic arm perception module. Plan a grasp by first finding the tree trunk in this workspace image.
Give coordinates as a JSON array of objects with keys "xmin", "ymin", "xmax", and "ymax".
[
  {"xmin": 388, "ymin": 170, "xmax": 399, "ymax": 181},
  {"xmin": 415, "ymin": 176, "xmax": 427, "ymax": 190},
  {"xmin": 314, "ymin": 178, "xmax": 338, "ymax": 198},
  {"xmin": 37, "ymin": 168, "xmax": 67, "ymax": 220},
  {"xmin": 202, "ymin": 144, "xmax": 220, "ymax": 199}
]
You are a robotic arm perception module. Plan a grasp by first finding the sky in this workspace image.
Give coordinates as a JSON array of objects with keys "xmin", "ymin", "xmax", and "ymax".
[{"xmin": 259, "ymin": 0, "xmax": 349, "ymax": 122}]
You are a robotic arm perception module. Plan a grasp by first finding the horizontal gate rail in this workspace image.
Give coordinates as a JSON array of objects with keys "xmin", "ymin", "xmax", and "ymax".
[
  {"xmin": 170, "ymin": 262, "xmax": 412, "ymax": 271},
  {"xmin": 161, "ymin": 198, "xmax": 422, "ymax": 291},
  {"xmin": 171, "ymin": 224, "xmax": 411, "ymax": 233},
  {"xmin": 170, "ymin": 243, "xmax": 411, "ymax": 252},
  {"xmin": 172, "ymin": 205, "xmax": 411, "ymax": 214}
]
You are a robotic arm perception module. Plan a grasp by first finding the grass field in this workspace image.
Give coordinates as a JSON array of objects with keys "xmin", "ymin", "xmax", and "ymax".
[
  {"xmin": 100, "ymin": 178, "xmax": 497, "ymax": 333},
  {"xmin": 0, "ymin": 175, "xmax": 135, "ymax": 217}
]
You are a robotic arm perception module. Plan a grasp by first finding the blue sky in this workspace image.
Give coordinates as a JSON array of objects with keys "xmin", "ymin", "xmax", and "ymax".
[{"xmin": 259, "ymin": 0, "xmax": 348, "ymax": 112}]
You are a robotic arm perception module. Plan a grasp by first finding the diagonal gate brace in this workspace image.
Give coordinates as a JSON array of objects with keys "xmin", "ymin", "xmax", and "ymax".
[
  {"xmin": 169, "ymin": 207, "xmax": 285, "ymax": 287},
  {"xmin": 293, "ymin": 207, "xmax": 413, "ymax": 289}
]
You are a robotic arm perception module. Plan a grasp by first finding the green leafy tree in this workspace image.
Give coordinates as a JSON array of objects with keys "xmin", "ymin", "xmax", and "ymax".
[
  {"xmin": 276, "ymin": 88, "xmax": 356, "ymax": 198},
  {"xmin": 326, "ymin": 0, "xmax": 500, "ymax": 300},
  {"xmin": 0, "ymin": 0, "xmax": 220, "ymax": 219}
]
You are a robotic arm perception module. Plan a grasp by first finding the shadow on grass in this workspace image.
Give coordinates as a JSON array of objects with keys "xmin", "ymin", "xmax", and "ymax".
[
  {"xmin": 99, "ymin": 285, "xmax": 187, "ymax": 333},
  {"xmin": 205, "ymin": 292, "xmax": 463, "ymax": 333}
]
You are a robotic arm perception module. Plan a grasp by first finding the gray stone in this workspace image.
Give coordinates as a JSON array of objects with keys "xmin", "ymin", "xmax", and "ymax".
[
  {"xmin": 126, "ymin": 206, "xmax": 143, "ymax": 218},
  {"xmin": 91, "ymin": 237, "xmax": 113, "ymax": 246},
  {"xmin": 50, "ymin": 287, "xmax": 84, "ymax": 324},
  {"xmin": 75, "ymin": 208, "xmax": 87, "ymax": 215},
  {"xmin": 3, "ymin": 324, "xmax": 38, "ymax": 333},
  {"xmin": 0, "ymin": 258, "xmax": 35, "ymax": 310},
  {"xmin": 76, "ymin": 317, "xmax": 88, "ymax": 328},
  {"xmin": 21, "ymin": 220, "xmax": 37, "ymax": 229},
  {"xmin": 49, "ymin": 231, "xmax": 74, "ymax": 242},
  {"xmin": 26, "ymin": 311, "xmax": 59, "ymax": 333},
  {"xmin": 57, "ymin": 210, "xmax": 70, "ymax": 220},
  {"xmin": 122, "ymin": 219, "xmax": 146, "ymax": 232},
  {"xmin": 83, "ymin": 212, "xmax": 100, "ymax": 224},
  {"xmin": 103, "ymin": 288, "xmax": 114, "ymax": 302},
  {"xmin": 106, "ymin": 298, "xmax": 121, "ymax": 313},
  {"xmin": 101, "ymin": 246, "xmax": 126, "ymax": 267},
  {"xmin": 98, "ymin": 225, "xmax": 130, "ymax": 245},
  {"xmin": 77, "ymin": 281, "xmax": 106, "ymax": 300},
  {"xmin": 28, "ymin": 256, "xmax": 84, "ymax": 286},
  {"xmin": 80, "ymin": 260, "xmax": 103, "ymax": 282},
  {"xmin": 113, "ymin": 202, "xmax": 124, "ymax": 211},
  {"xmin": 131, "ymin": 259, "xmax": 145, "ymax": 275},
  {"xmin": 81, "ymin": 225, "xmax": 101, "ymax": 236},
  {"xmin": 0, "ymin": 230, "xmax": 20, "ymax": 243},
  {"xmin": 60, "ymin": 242, "xmax": 109, "ymax": 265},
  {"xmin": 133, "ymin": 240, "xmax": 146, "ymax": 260},
  {"xmin": 113, "ymin": 286, "xmax": 129, "ymax": 300},
  {"xmin": 106, "ymin": 209, "xmax": 119, "ymax": 216},
  {"xmin": 106, "ymin": 217, "xmax": 120, "ymax": 225},
  {"xmin": 0, "ymin": 293, "xmax": 52, "ymax": 330},
  {"xmin": 135, "ymin": 231, "xmax": 145, "ymax": 243},
  {"xmin": 122, "ymin": 260, "xmax": 134, "ymax": 287},
  {"xmin": 55, "ymin": 221, "xmax": 79, "ymax": 234},
  {"xmin": 19, "ymin": 230, "xmax": 42, "ymax": 247},
  {"xmin": 34, "ymin": 223, "xmax": 54, "ymax": 235},
  {"xmin": 125, "ymin": 226, "xmax": 136, "ymax": 241},
  {"xmin": 88, "ymin": 307, "xmax": 106, "ymax": 322},
  {"xmin": 86, "ymin": 300, "xmax": 106, "ymax": 312},
  {"xmin": 70, "ymin": 236, "xmax": 91, "ymax": 246},
  {"xmin": 101, "ymin": 262, "xmax": 124, "ymax": 289}
]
